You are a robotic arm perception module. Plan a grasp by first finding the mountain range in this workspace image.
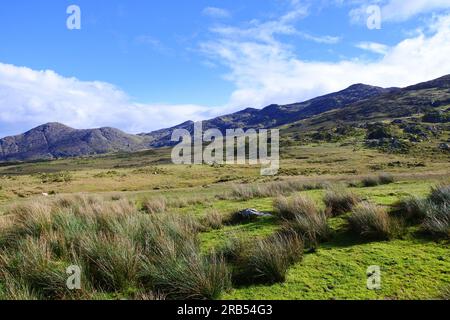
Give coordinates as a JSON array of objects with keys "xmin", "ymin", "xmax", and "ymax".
[{"xmin": 1, "ymin": 75, "xmax": 450, "ymax": 162}]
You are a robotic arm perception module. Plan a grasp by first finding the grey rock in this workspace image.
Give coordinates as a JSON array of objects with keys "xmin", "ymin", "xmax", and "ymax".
[{"xmin": 237, "ymin": 209, "xmax": 272, "ymax": 218}]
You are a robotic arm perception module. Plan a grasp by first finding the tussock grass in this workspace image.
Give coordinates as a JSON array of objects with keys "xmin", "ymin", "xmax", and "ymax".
[
  {"xmin": 361, "ymin": 176, "xmax": 380, "ymax": 187},
  {"xmin": 230, "ymin": 180, "xmax": 323, "ymax": 201},
  {"xmin": 323, "ymin": 186, "xmax": 361, "ymax": 216},
  {"xmin": 0, "ymin": 196, "xmax": 230, "ymax": 300},
  {"xmin": 231, "ymin": 233, "xmax": 303, "ymax": 285},
  {"xmin": 168, "ymin": 195, "xmax": 209, "ymax": 208},
  {"xmin": 422, "ymin": 202, "xmax": 449, "ymax": 238},
  {"xmin": 142, "ymin": 197, "xmax": 167, "ymax": 214},
  {"xmin": 274, "ymin": 194, "xmax": 320, "ymax": 220},
  {"xmin": 273, "ymin": 195, "xmax": 330, "ymax": 246},
  {"xmin": 361, "ymin": 173, "xmax": 395, "ymax": 187},
  {"xmin": 394, "ymin": 184, "xmax": 449, "ymax": 238},
  {"xmin": 142, "ymin": 246, "xmax": 231, "ymax": 300},
  {"xmin": 393, "ymin": 196, "xmax": 426, "ymax": 223},
  {"xmin": 284, "ymin": 212, "xmax": 331, "ymax": 246},
  {"xmin": 201, "ymin": 210, "xmax": 224, "ymax": 230},
  {"xmin": 348, "ymin": 203, "xmax": 392, "ymax": 240},
  {"xmin": 378, "ymin": 173, "xmax": 395, "ymax": 185},
  {"xmin": 429, "ymin": 184, "xmax": 450, "ymax": 205}
]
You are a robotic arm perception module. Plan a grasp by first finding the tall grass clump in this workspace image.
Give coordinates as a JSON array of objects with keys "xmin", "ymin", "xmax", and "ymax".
[
  {"xmin": 361, "ymin": 176, "xmax": 379, "ymax": 187},
  {"xmin": 274, "ymin": 194, "xmax": 319, "ymax": 220},
  {"xmin": 323, "ymin": 186, "xmax": 361, "ymax": 216},
  {"xmin": 231, "ymin": 180, "xmax": 323, "ymax": 200},
  {"xmin": 142, "ymin": 246, "xmax": 231, "ymax": 300},
  {"xmin": 429, "ymin": 184, "xmax": 450, "ymax": 205},
  {"xmin": 200, "ymin": 210, "xmax": 224, "ymax": 230},
  {"xmin": 394, "ymin": 184, "xmax": 449, "ymax": 238},
  {"xmin": 142, "ymin": 197, "xmax": 167, "ymax": 214},
  {"xmin": 0, "ymin": 195, "xmax": 231, "ymax": 300},
  {"xmin": 78, "ymin": 234, "xmax": 142, "ymax": 291},
  {"xmin": 348, "ymin": 203, "xmax": 392, "ymax": 240},
  {"xmin": 0, "ymin": 236, "xmax": 73, "ymax": 299},
  {"xmin": 361, "ymin": 173, "xmax": 394, "ymax": 187},
  {"xmin": 285, "ymin": 212, "xmax": 330, "ymax": 246},
  {"xmin": 274, "ymin": 195, "xmax": 330, "ymax": 245},
  {"xmin": 422, "ymin": 202, "xmax": 449, "ymax": 238},
  {"xmin": 393, "ymin": 196, "xmax": 426, "ymax": 223},
  {"xmin": 232, "ymin": 233, "xmax": 303, "ymax": 285},
  {"xmin": 378, "ymin": 173, "xmax": 395, "ymax": 185}
]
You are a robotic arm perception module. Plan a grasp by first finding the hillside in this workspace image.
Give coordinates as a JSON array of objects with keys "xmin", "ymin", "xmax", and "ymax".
[{"xmin": 0, "ymin": 123, "xmax": 148, "ymax": 162}]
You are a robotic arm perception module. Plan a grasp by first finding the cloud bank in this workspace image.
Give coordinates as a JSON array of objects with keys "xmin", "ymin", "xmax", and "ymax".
[
  {"xmin": 0, "ymin": 63, "xmax": 213, "ymax": 137},
  {"xmin": 201, "ymin": 12, "xmax": 450, "ymax": 109}
]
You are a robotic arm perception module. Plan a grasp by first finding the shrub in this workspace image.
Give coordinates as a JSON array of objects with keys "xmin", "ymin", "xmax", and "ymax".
[
  {"xmin": 348, "ymin": 203, "xmax": 392, "ymax": 240},
  {"xmin": 324, "ymin": 187, "xmax": 361, "ymax": 216},
  {"xmin": 233, "ymin": 233, "xmax": 303, "ymax": 285},
  {"xmin": 274, "ymin": 195, "xmax": 319, "ymax": 220},
  {"xmin": 142, "ymin": 197, "xmax": 167, "ymax": 214}
]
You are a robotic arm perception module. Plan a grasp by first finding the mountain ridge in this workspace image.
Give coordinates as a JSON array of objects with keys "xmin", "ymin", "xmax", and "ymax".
[{"xmin": 1, "ymin": 75, "xmax": 450, "ymax": 162}]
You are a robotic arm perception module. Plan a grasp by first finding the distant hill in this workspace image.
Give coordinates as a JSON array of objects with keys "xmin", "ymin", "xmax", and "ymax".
[
  {"xmin": 1, "ymin": 75, "xmax": 450, "ymax": 162},
  {"xmin": 0, "ymin": 123, "xmax": 148, "ymax": 162}
]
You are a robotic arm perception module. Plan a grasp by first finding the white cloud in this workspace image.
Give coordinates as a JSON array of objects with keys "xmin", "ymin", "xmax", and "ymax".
[
  {"xmin": 382, "ymin": 0, "xmax": 450, "ymax": 22},
  {"xmin": 299, "ymin": 32, "xmax": 342, "ymax": 44},
  {"xmin": 0, "ymin": 63, "xmax": 214, "ymax": 137},
  {"xmin": 350, "ymin": 0, "xmax": 450, "ymax": 24},
  {"xmin": 201, "ymin": 13, "xmax": 450, "ymax": 109},
  {"xmin": 202, "ymin": 7, "xmax": 231, "ymax": 19},
  {"xmin": 356, "ymin": 41, "xmax": 389, "ymax": 54}
]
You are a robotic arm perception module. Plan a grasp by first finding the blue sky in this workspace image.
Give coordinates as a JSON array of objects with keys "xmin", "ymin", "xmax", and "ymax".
[{"xmin": 1, "ymin": 0, "xmax": 450, "ymax": 136}]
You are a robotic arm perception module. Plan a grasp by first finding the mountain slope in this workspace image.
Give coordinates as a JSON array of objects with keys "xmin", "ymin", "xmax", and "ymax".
[
  {"xmin": 141, "ymin": 83, "xmax": 393, "ymax": 147},
  {"xmin": 0, "ymin": 123, "xmax": 148, "ymax": 162},
  {"xmin": 1, "ymin": 75, "xmax": 450, "ymax": 162},
  {"xmin": 288, "ymin": 74, "xmax": 450, "ymax": 132}
]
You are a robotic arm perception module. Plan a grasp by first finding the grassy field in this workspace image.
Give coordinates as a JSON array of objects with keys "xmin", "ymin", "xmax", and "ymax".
[{"xmin": 0, "ymin": 142, "xmax": 448, "ymax": 300}]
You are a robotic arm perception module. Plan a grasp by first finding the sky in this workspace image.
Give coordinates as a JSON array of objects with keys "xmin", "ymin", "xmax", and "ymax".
[{"xmin": 1, "ymin": 0, "xmax": 450, "ymax": 137}]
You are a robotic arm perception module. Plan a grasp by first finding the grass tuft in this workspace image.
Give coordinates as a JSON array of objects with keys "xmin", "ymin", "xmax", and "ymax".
[
  {"xmin": 324, "ymin": 186, "xmax": 361, "ymax": 216},
  {"xmin": 348, "ymin": 203, "xmax": 392, "ymax": 240}
]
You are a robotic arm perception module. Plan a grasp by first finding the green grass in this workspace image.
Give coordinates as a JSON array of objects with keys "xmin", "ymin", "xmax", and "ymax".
[
  {"xmin": 0, "ymin": 141, "xmax": 449, "ymax": 300},
  {"xmin": 223, "ymin": 238, "xmax": 450, "ymax": 300}
]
